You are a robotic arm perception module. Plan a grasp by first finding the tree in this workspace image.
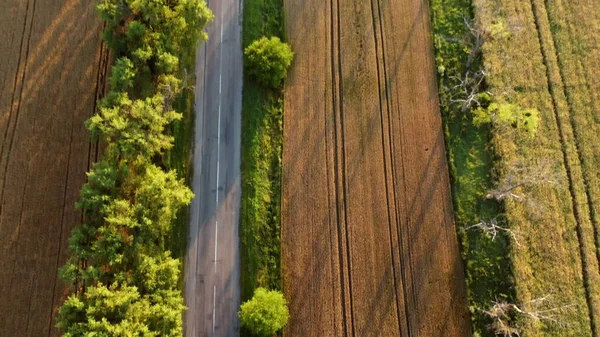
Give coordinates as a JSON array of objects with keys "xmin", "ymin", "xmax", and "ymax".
[
  {"xmin": 245, "ymin": 37, "xmax": 294, "ymax": 88},
  {"xmin": 87, "ymin": 93, "xmax": 181, "ymax": 159},
  {"xmin": 127, "ymin": 163, "xmax": 193, "ymax": 245},
  {"xmin": 110, "ymin": 57, "xmax": 136, "ymax": 92},
  {"xmin": 97, "ymin": 0, "xmax": 213, "ymax": 74},
  {"xmin": 450, "ymin": 68, "xmax": 490, "ymax": 113},
  {"xmin": 238, "ymin": 288, "xmax": 289, "ymax": 336},
  {"xmin": 57, "ymin": 282, "xmax": 185, "ymax": 337}
]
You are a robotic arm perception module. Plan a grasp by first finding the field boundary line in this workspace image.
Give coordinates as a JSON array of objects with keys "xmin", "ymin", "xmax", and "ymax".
[
  {"xmin": 528, "ymin": 0, "xmax": 598, "ymax": 334},
  {"xmin": 44, "ymin": 69, "xmax": 76, "ymax": 337},
  {"xmin": 86, "ymin": 23, "xmax": 109, "ymax": 178}
]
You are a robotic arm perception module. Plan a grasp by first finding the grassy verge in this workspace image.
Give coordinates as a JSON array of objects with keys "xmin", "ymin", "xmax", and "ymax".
[
  {"xmin": 240, "ymin": 0, "xmax": 285, "ymax": 303},
  {"xmin": 167, "ymin": 47, "xmax": 196, "ymax": 288},
  {"xmin": 429, "ymin": 1, "xmax": 515, "ymax": 335}
]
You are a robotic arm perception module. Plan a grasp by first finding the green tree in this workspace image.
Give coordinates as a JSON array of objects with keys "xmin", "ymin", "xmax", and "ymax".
[
  {"xmin": 97, "ymin": 0, "xmax": 213, "ymax": 76},
  {"xmin": 110, "ymin": 57, "xmax": 136, "ymax": 92},
  {"xmin": 245, "ymin": 36, "xmax": 294, "ymax": 88},
  {"xmin": 125, "ymin": 163, "xmax": 193, "ymax": 245},
  {"xmin": 87, "ymin": 93, "xmax": 181, "ymax": 159},
  {"xmin": 57, "ymin": 282, "xmax": 184, "ymax": 337},
  {"xmin": 238, "ymin": 288, "xmax": 289, "ymax": 336}
]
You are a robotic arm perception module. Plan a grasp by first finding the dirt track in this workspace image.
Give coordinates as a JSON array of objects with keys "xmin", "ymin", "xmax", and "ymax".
[
  {"xmin": 281, "ymin": 0, "xmax": 470, "ymax": 335},
  {"xmin": 0, "ymin": 1, "xmax": 106, "ymax": 335}
]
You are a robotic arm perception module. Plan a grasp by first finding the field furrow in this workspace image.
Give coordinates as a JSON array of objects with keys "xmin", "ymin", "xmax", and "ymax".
[{"xmin": 0, "ymin": 1, "xmax": 104, "ymax": 335}]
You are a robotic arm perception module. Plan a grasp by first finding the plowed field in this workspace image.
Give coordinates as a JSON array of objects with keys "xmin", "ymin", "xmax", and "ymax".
[
  {"xmin": 281, "ymin": 0, "xmax": 471, "ymax": 335},
  {"xmin": 0, "ymin": 1, "xmax": 107, "ymax": 335}
]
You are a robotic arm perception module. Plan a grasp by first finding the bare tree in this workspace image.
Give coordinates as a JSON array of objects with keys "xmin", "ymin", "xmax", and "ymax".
[
  {"xmin": 485, "ymin": 161, "xmax": 559, "ymax": 203},
  {"xmin": 180, "ymin": 68, "xmax": 195, "ymax": 92},
  {"xmin": 450, "ymin": 68, "xmax": 490, "ymax": 113},
  {"xmin": 484, "ymin": 295, "xmax": 575, "ymax": 336},
  {"xmin": 467, "ymin": 217, "xmax": 520, "ymax": 247},
  {"xmin": 464, "ymin": 17, "xmax": 489, "ymax": 70}
]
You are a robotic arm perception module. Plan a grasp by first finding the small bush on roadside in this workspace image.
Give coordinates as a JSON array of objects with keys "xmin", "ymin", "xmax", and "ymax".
[
  {"xmin": 238, "ymin": 287, "xmax": 289, "ymax": 336},
  {"xmin": 245, "ymin": 36, "xmax": 293, "ymax": 88}
]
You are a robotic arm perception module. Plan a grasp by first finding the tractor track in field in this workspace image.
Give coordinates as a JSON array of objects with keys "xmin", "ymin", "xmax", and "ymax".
[{"xmin": 329, "ymin": 0, "xmax": 352, "ymax": 334}]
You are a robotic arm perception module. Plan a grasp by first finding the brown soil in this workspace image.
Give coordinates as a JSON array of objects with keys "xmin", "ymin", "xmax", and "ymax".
[
  {"xmin": 0, "ymin": 1, "xmax": 107, "ymax": 335},
  {"xmin": 281, "ymin": 0, "xmax": 471, "ymax": 335}
]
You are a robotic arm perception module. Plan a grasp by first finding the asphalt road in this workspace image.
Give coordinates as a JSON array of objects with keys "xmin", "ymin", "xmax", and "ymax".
[{"xmin": 184, "ymin": 0, "xmax": 243, "ymax": 335}]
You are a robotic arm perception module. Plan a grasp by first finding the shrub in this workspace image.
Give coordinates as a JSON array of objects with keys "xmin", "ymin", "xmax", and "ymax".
[
  {"xmin": 238, "ymin": 287, "xmax": 289, "ymax": 336},
  {"xmin": 245, "ymin": 36, "xmax": 294, "ymax": 88},
  {"xmin": 473, "ymin": 102, "xmax": 540, "ymax": 136}
]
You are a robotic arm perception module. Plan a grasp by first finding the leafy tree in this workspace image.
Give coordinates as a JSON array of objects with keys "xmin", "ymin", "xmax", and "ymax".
[
  {"xmin": 134, "ymin": 253, "xmax": 180, "ymax": 293},
  {"xmin": 110, "ymin": 57, "xmax": 136, "ymax": 92},
  {"xmin": 245, "ymin": 37, "xmax": 294, "ymax": 88},
  {"xmin": 238, "ymin": 288, "xmax": 289, "ymax": 336},
  {"xmin": 87, "ymin": 93, "xmax": 181, "ymax": 159},
  {"xmin": 127, "ymin": 163, "xmax": 193, "ymax": 245},
  {"xmin": 59, "ymin": 1, "xmax": 208, "ymax": 335},
  {"xmin": 57, "ymin": 282, "xmax": 184, "ymax": 337},
  {"xmin": 97, "ymin": 0, "xmax": 213, "ymax": 76},
  {"xmin": 77, "ymin": 157, "xmax": 122, "ymax": 220}
]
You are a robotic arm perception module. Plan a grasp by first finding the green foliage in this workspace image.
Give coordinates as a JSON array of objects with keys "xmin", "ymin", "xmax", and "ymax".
[
  {"xmin": 128, "ymin": 163, "xmax": 193, "ymax": 244},
  {"xmin": 238, "ymin": 288, "xmax": 289, "ymax": 337},
  {"xmin": 57, "ymin": 0, "xmax": 211, "ymax": 335},
  {"xmin": 110, "ymin": 57, "xmax": 136, "ymax": 92},
  {"xmin": 473, "ymin": 102, "xmax": 540, "ymax": 136},
  {"xmin": 87, "ymin": 93, "xmax": 181, "ymax": 159},
  {"xmin": 430, "ymin": 0, "xmax": 516, "ymax": 335},
  {"xmin": 97, "ymin": 0, "xmax": 213, "ymax": 70},
  {"xmin": 245, "ymin": 36, "xmax": 293, "ymax": 88},
  {"xmin": 57, "ymin": 282, "xmax": 184, "ymax": 337},
  {"xmin": 240, "ymin": 0, "xmax": 285, "ymax": 316}
]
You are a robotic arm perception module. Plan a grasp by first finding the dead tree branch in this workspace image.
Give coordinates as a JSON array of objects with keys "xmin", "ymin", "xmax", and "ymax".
[
  {"xmin": 486, "ymin": 161, "xmax": 559, "ymax": 202},
  {"xmin": 484, "ymin": 295, "xmax": 575, "ymax": 336},
  {"xmin": 450, "ymin": 68, "xmax": 489, "ymax": 113},
  {"xmin": 464, "ymin": 17, "xmax": 488, "ymax": 70},
  {"xmin": 467, "ymin": 217, "xmax": 520, "ymax": 247}
]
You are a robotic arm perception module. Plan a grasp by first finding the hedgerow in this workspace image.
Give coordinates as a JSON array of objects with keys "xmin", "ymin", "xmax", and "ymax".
[{"xmin": 56, "ymin": 1, "xmax": 212, "ymax": 335}]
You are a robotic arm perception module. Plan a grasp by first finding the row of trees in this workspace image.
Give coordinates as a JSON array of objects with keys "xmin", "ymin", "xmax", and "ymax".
[{"xmin": 56, "ymin": 1, "xmax": 213, "ymax": 335}]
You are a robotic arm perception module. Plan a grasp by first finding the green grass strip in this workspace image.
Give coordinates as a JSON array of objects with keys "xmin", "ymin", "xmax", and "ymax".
[
  {"xmin": 429, "ymin": 0, "xmax": 516, "ymax": 335},
  {"xmin": 240, "ymin": 0, "xmax": 285, "ymax": 308}
]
